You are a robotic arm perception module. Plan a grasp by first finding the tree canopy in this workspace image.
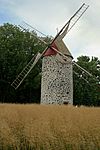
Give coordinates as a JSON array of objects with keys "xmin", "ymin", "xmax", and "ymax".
[
  {"xmin": 0, "ymin": 23, "xmax": 48, "ymax": 103},
  {"xmin": 0, "ymin": 23, "xmax": 100, "ymax": 105},
  {"xmin": 73, "ymin": 56, "xmax": 100, "ymax": 106}
]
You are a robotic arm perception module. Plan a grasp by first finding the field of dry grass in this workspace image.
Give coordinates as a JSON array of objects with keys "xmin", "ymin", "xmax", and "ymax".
[{"xmin": 0, "ymin": 104, "xmax": 100, "ymax": 150}]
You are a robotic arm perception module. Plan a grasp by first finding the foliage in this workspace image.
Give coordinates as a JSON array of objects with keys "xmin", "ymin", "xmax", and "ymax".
[
  {"xmin": 73, "ymin": 56, "xmax": 100, "ymax": 106},
  {"xmin": 0, "ymin": 23, "xmax": 48, "ymax": 103}
]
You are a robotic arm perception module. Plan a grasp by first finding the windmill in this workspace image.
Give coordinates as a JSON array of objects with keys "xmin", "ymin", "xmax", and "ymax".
[{"xmin": 11, "ymin": 3, "xmax": 91, "ymax": 104}]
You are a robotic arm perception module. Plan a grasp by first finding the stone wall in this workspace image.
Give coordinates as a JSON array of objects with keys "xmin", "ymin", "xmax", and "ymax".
[{"xmin": 41, "ymin": 55, "xmax": 73, "ymax": 104}]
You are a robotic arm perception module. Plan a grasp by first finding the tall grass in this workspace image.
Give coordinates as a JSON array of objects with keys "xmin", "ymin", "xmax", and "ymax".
[{"xmin": 0, "ymin": 104, "xmax": 100, "ymax": 150}]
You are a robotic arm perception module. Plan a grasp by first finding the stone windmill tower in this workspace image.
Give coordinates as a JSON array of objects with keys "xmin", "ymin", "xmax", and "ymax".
[
  {"xmin": 41, "ymin": 27, "xmax": 73, "ymax": 104},
  {"xmin": 11, "ymin": 3, "xmax": 90, "ymax": 104},
  {"xmin": 41, "ymin": 4, "xmax": 89, "ymax": 105}
]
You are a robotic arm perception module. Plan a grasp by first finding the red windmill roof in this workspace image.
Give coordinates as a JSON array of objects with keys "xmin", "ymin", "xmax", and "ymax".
[{"xmin": 43, "ymin": 42, "xmax": 58, "ymax": 56}]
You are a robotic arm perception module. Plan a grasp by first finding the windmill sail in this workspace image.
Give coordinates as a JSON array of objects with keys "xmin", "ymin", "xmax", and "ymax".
[
  {"xmin": 19, "ymin": 3, "xmax": 89, "ymax": 56},
  {"xmin": 22, "ymin": 21, "xmax": 47, "ymax": 37},
  {"xmin": 21, "ymin": 3, "xmax": 89, "ymax": 45},
  {"xmin": 66, "ymin": 3, "xmax": 89, "ymax": 34},
  {"xmin": 51, "ymin": 46, "xmax": 93, "ymax": 77},
  {"xmin": 11, "ymin": 3, "xmax": 90, "ymax": 89},
  {"xmin": 11, "ymin": 52, "xmax": 42, "ymax": 89},
  {"xmin": 51, "ymin": 3, "xmax": 89, "ymax": 44},
  {"xmin": 73, "ymin": 71, "xmax": 89, "ymax": 84}
]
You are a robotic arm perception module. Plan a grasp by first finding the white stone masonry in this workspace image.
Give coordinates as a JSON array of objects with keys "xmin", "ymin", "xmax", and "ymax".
[{"xmin": 41, "ymin": 54, "xmax": 73, "ymax": 104}]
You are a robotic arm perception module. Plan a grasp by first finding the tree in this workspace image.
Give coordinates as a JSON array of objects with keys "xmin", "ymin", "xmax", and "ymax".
[
  {"xmin": 73, "ymin": 56, "xmax": 100, "ymax": 106},
  {"xmin": 0, "ymin": 23, "xmax": 49, "ymax": 103}
]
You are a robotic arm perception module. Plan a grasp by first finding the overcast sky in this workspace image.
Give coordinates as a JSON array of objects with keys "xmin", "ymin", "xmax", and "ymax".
[{"xmin": 0, "ymin": 0, "xmax": 100, "ymax": 60}]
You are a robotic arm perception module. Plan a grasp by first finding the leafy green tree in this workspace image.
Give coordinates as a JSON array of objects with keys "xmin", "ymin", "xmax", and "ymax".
[
  {"xmin": 73, "ymin": 56, "xmax": 100, "ymax": 106},
  {"xmin": 0, "ymin": 23, "xmax": 48, "ymax": 103}
]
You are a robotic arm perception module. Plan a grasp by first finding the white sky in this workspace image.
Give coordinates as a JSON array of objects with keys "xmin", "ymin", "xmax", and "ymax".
[{"xmin": 0, "ymin": 0, "xmax": 100, "ymax": 60}]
